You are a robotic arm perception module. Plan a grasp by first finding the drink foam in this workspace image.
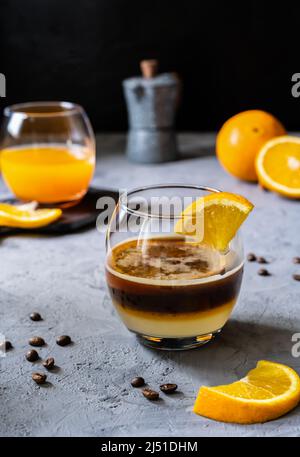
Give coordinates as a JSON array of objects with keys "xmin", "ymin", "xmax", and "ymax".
[{"xmin": 108, "ymin": 237, "xmax": 242, "ymax": 284}]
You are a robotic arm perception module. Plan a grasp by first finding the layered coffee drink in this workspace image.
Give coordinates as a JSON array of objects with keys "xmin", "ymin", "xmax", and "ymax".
[{"xmin": 106, "ymin": 236, "xmax": 243, "ymax": 345}]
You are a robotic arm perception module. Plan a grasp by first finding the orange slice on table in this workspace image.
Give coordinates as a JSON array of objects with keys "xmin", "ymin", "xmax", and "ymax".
[
  {"xmin": 193, "ymin": 360, "xmax": 300, "ymax": 424},
  {"xmin": 256, "ymin": 136, "xmax": 300, "ymax": 198},
  {"xmin": 175, "ymin": 192, "xmax": 253, "ymax": 251},
  {"xmin": 0, "ymin": 202, "xmax": 62, "ymax": 228}
]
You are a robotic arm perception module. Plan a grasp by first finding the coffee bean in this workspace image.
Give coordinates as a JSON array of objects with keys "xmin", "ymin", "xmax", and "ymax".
[
  {"xmin": 293, "ymin": 257, "xmax": 300, "ymax": 264},
  {"xmin": 42, "ymin": 357, "xmax": 55, "ymax": 370},
  {"xmin": 56, "ymin": 335, "xmax": 71, "ymax": 346},
  {"xmin": 30, "ymin": 312, "xmax": 42, "ymax": 321},
  {"xmin": 32, "ymin": 372, "xmax": 47, "ymax": 385},
  {"xmin": 26, "ymin": 349, "xmax": 39, "ymax": 362},
  {"xmin": 258, "ymin": 268, "xmax": 271, "ymax": 276},
  {"xmin": 160, "ymin": 383, "xmax": 178, "ymax": 394},
  {"xmin": 142, "ymin": 388, "xmax": 159, "ymax": 400},
  {"xmin": 29, "ymin": 336, "xmax": 45, "ymax": 347},
  {"xmin": 4, "ymin": 341, "xmax": 13, "ymax": 350},
  {"xmin": 293, "ymin": 274, "xmax": 300, "ymax": 281},
  {"xmin": 257, "ymin": 256, "xmax": 268, "ymax": 264},
  {"xmin": 131, "ymin": 376, "xmax": 145, "ymax": 387},
  {"xmin": 247, "ymin": 253, "xmax": 256, "ymax": 262}
]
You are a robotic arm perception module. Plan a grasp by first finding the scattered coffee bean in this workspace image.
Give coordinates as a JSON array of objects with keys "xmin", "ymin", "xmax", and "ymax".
[
  {"xmin": 30, "ymin": 312, "xmax": 42, "ymax": 321},
  {"xmin": 56, "ymin": 335, "xmax": 71, "ymax": 346},
  {"xmin": 293, "ymin": 257, "xmax": 300, "ymax": 264},
  {"xmin": 42, "ymin": 357, "xmax": 55, "ymax": 370},
  {"xmin": 131, "ymin": 377, "xmax": 145, "ymax": 387},
  {"xmin": 293, "ymin": 274, "xmax": 300, "ymax": 282},
  {"xmin": 257, "ymin": 256, "xmax": 268, "ymax": 264},
  {"xmin": 32, "ymin": 372, "xmax": 47, "ymax": 385},
  {"xmin": 258, "ymin": 268, "xmax": 271, "ymax": 276},
  {"xmin": 29, "ymin": 336, "xmax": 45, "ymax": 347},
  {"xmin": 4, "ymin": 341, "xmax": 13, "ymax": 350},
  {"xmin": 247, "ymin": 253, "xmax": 256, "ymax": 262},
  {"xmin": 26, "ymin": 349, "xmax": 39, "ymax": 362},
  {"xmin": 160, "ymin": 383, "xmax": 178, "ymax": 394},
  {"xmin": 142, "ymin": 388, "xmax": 159, "ymax": 400}
]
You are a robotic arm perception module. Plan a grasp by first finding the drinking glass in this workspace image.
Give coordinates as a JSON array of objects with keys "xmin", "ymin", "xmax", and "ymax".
[
  {"xmin": 0, "ymin": 101, "xmax": 95, "ymax": 205},
  {"xmin": 105, "ymin": 184, "xmax": 244, "ymax": 350}
]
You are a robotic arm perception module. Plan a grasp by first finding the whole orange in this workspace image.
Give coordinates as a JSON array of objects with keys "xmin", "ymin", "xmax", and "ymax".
[{"xmin": 216, "ymin": 110, "xmax": 286, "ymax": 181}]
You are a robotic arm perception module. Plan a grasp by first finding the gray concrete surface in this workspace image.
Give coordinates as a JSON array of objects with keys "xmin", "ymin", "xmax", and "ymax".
[{"xmin": 1, "ymin": 133, "xmax": 300, "ymax": 437}]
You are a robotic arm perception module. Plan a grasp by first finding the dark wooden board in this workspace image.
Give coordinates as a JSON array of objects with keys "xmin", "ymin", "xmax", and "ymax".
[{"xmin": 0, "ymin": 187, "xmax": 119, "ymax": 236}]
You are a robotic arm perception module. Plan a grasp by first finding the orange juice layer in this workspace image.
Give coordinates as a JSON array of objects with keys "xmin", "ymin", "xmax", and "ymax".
[{"xmin": 1, "ymin": 145, "xmax": 95, "ymax": 203}]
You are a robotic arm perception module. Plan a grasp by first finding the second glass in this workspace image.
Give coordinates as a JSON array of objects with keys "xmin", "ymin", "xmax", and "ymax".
[{"xmin": 0, "ymin": 101, "xmax": 95, "ymax": 205}]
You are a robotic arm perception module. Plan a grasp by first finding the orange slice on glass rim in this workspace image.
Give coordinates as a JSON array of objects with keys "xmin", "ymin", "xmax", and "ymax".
[{"xmin": 175, "ymin": 192, "xmax": 253, "ymax": 251}]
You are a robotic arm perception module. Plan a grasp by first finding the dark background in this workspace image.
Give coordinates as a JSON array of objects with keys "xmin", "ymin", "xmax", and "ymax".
[{"xmin": 0, "ymin": 0, "xmax": 299, "ymax": 132}]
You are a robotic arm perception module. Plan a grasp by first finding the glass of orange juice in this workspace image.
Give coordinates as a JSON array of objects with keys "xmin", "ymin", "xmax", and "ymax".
[{"xmin": 0, "ymin": 101, "xmax": 96, "ymax": 205}]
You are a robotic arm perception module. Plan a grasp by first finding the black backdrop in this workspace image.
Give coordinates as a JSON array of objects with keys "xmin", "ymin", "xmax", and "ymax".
[{"xmin": 1, "ymin": 0, "xmax": 299, "ymax": 132}]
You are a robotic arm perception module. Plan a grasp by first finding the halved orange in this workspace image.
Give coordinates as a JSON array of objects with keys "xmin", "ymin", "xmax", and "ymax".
[
  {"xmin": 0, "ymin": 202, "xmax": 62, "ymax": 228},
  {"xmin": 194, "ymin": 360, "xmax": 300, "ymax": 424},
  {"xmin": 175, "ymin": 192, "xmax": 253, "ymax": 251},
  {"xmin": 256, "ymin": 136, "xmax": 300, "ymax": 198}
]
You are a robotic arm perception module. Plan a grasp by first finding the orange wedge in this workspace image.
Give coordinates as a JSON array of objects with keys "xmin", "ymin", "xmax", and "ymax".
[
  {"xmin": 194, "ymin": 360, "xmax": 300, "ymax": 424},
  {"xmin": 256, "ymin": 136, "xmax": 300, "ymax": 198},
  {"xmin": 0, "ymin": 202, "xmax": 62, "ymax": 228},
  {"xmin": 175, "ymin": 192, "xmax": 253, "ymax": 251}
]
